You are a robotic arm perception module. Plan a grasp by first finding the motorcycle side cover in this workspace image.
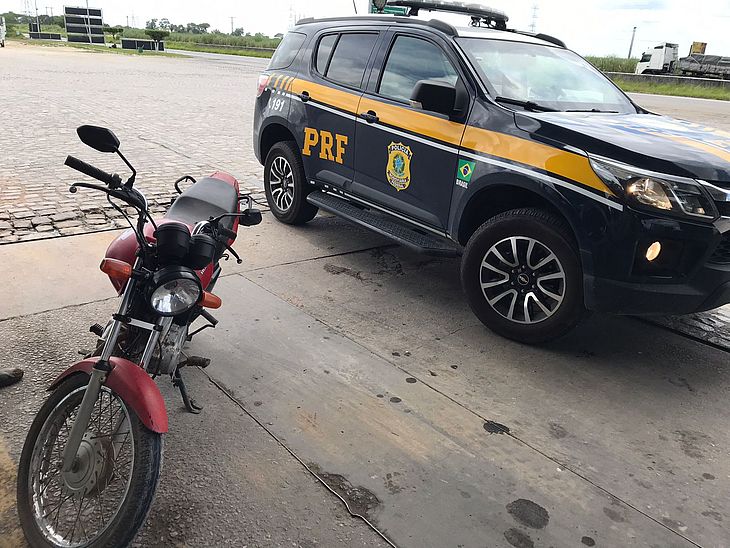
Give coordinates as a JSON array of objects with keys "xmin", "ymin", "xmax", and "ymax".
[{"xmin": 49, "ymin": 357, "xmax": 168, "ymax": 433}]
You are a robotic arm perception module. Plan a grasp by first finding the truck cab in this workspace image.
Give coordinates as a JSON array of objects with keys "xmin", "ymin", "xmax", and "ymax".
[{"xmin": 635, "ymin": 43, "xmax": 679, "ymax": 74}]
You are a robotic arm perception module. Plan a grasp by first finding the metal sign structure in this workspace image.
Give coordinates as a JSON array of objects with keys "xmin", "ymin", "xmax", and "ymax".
[{"xmin": 63, "ymin": 6, "xmax": 105, "ymax": 44}]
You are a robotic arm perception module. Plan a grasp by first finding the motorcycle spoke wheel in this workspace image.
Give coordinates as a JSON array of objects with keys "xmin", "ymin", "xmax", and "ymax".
[
  {"xmin": 29, "ymin": 387, "xmax": 133, "ymax": 547},
  {"xmin": 18, "ymin": 375, "xmax": 163, "ymax": 548}
]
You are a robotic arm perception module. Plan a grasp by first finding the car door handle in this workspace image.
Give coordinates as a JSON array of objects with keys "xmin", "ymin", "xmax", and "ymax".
[
  {"xmin": 358, "ymin": 110, "xmax": 379, "ymax": 124},
  {"xmin": 298, "ymin": 91, "xmax": 310, "ymax": 102}
]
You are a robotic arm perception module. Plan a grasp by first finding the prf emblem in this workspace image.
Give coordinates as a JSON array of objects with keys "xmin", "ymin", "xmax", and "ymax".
[
  {"xmin": 302, "ymin": 127, "xmax": 348, "ymax": 164},
  {"xmin": 386, "ymin": 142, "xmax": 413, "ymax": 191}
]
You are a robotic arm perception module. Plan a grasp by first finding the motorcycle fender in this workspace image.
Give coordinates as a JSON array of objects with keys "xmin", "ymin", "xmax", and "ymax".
[{"xmin": 49, "ymin": 357, "xmax": 168, "ymax": 433}]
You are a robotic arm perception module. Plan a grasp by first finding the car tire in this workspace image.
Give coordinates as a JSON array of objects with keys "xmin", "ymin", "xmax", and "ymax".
[
  {"xmin": 461, "ymin": 208, "xmax": 585, "ymax": 344},
  {"xmin": 264, "ymin": 141, "xmax": 318, "ymax": 225}
]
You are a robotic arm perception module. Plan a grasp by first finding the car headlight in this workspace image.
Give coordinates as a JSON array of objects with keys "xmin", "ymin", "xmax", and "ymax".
[
  {"xmin": 590, "ymin": 156, "xmax": 717, "ymax": 220},
  {"xmin": 149, "ymin": 266, "xmax": 202, "ymax": 316}
]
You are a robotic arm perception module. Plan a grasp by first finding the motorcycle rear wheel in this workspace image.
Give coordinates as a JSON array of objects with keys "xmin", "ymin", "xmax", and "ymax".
[{"xmin": 17, "ymin": 374, "xmax": 162, "ymax": 548}]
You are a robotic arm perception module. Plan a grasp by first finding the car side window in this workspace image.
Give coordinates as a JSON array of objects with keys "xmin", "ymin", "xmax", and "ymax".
[
  {"xmin": 268, "ymin": 31, "xmax": 306, "ymax": 70},
  {"xmin": 315, "ymin": 34, "xmax": 338, "ymax": 74},
  {"xmin": 324, "ymin": 33, "xmax": 378, "ymax": 89},
  {"xmin": 379, "ymin": 35, "xmax": 459, "ymax": 103}
]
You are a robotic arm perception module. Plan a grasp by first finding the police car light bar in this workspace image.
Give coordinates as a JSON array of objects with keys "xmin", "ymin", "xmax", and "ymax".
[{"xmin": 386, "ymin": 0, "xmax": 509, "ymax": 29}]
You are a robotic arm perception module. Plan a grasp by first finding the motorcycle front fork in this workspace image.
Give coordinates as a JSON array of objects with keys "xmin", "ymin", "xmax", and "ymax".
[{"xmin": 61, "ymin": 274, "xmax": 168, "ymax": 473}]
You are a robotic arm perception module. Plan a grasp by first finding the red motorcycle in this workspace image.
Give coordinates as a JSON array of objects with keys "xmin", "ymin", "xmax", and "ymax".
[{"xmin": 16, "ymin": 126, "xmax": 261, "ymax": 547}]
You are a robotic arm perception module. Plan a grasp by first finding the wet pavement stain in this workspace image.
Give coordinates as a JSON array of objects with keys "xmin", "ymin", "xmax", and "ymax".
[
  {"xmin": 506, "ymin": 499, "xmax": 550, "ymax": 529},
  {"xmin": 504, "ymin": 527, "xmax": 534, "ymax": 548},
  {"xmin": 674, "ymin": 430, "xmax": 713, "ymax": 459},
  {"xmin": 581, "ymin": 535, "xmax": 596, "ymax": 546},
  {"xmin": 603, "ymin": 507, "xmax": 626, "ymax": 523},
  {"xmin": 309, "ymin": 466, "xmax": 382, "ymax": 519},
  {"xmin": 701, "ymin": 510, "xmax": 723, "ymax": 522},
  {"xmin": 548, "ymin": 422, "xmax": 568, "ymax": 439},
  {"xmin": 384, "ymin": 472, "xmax": 403, "ymax": 494},
  {"xmin": 667, "ymin": 376, "xmax": 696, "ymax": 393},
  {"xmin": 702, "ymin": 473, "xmax": 715, "ymax": 480},
  {"xmin": 484, "ymin": 420, "xmax": 510, "ymax": 435},
  {"xmin": 323, "ymin": 263, "xmax": 367, "ymax": 283},
  {"xmin": 389, "ymin": 396, "xmax": 402, "ymax": 403}
]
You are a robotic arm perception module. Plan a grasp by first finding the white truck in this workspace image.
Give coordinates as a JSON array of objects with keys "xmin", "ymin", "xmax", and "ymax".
[
  {"xmin": 635, "ymin": 43, "xmax": 679, "ymax": 74},
  {"xmin": 1, "ymin": 16, "xmax": 6, "ymax": 48}
]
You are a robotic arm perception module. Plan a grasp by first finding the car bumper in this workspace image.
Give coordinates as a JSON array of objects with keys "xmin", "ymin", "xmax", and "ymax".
[
  {"xmin": 586, "ymin": 269, "xmax": 730, "ymax": 315},
  {"xmin": 583, "ymin": 208, "xmax": 730, "ymax": 315}
]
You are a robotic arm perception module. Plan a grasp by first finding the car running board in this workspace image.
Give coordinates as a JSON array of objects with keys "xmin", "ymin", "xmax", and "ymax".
[{"xmin": 307, "ymin": 190, "xmax": 462, "ymax": 257}]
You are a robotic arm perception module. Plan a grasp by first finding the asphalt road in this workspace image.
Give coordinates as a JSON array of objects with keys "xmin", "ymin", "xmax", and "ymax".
[{"xmin": 628, "ymin": 93, "xmax": 730, "ymax": 130}]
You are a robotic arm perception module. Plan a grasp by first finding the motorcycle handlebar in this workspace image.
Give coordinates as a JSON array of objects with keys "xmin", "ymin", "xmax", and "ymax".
[{"xmin": 65, "ymin": 155, "xmax": 122, "ymax": 188}]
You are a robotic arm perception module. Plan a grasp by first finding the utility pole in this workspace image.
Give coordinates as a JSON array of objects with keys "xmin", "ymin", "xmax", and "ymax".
[
  {"xmin": 230, "ymin": 16, "xmax": 234, "ymax": 34},
  {"xmin": 529, "ymin": 4, "xmax": 538, "ymax": 33},
  {"xmin": 628, "ymin": 26, "xmax": 637, "ymax": 59}
]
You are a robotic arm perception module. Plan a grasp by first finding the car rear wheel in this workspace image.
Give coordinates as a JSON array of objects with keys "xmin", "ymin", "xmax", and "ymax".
[
  {"xmin": 461, "ymin": 208, "xmax": 585, "ymax": 344},
  {"xmin": 264, "ymin": 141, "xmax": 318, "ymax": 225}
]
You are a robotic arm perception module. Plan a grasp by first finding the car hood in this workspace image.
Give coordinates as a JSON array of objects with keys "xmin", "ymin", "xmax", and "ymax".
[{"xmin": 515, "ymin": 112, "xmax": 730, "ymax": 185}]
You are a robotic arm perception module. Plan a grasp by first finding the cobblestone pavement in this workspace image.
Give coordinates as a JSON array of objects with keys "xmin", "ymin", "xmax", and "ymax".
[{"xmin": 0, "ymin": 43, "xmax": 268, "ymax": 244}]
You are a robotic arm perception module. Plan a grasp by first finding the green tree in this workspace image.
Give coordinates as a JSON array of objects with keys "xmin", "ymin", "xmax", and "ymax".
[
  {"xmin": 144, "ymin": 28, "xmax": 169, "ymax": 47},
  {"xmin": 108, "ymin": 25, "xmax": 124, "ymax": 43},
  {"xmin": 159, "ymin": 18, "xmax": 171, "ymax": 30},
  {"xmin": 145, "ymin": 18, "xmax": 158, "ymax": 30}
]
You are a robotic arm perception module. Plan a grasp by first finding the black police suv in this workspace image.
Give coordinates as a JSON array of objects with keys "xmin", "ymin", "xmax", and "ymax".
[{"xmin": 253, "ymin": 2, "xmax": 730, "ymax": 343}]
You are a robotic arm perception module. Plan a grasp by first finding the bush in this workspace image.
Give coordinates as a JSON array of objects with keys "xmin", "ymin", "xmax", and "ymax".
[{"xmin": 585, "ymin": 56, "xmax": 639, "ymax": 74}]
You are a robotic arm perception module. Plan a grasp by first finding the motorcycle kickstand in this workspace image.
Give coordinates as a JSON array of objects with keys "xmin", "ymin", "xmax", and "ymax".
[{"xmin": 172, "ymin": 367, "xmax": 203, "ymax": 414}]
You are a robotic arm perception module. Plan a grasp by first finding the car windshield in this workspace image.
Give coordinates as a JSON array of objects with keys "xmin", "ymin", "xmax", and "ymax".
[{"xmin": 457, "ymin": 38, "xmax": 637, "ymax": 114}]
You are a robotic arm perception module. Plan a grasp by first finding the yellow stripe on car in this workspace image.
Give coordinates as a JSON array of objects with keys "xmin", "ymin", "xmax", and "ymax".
[{"xmin": 289, "ymin": 78, "xmax": 615, "ymax": 197}]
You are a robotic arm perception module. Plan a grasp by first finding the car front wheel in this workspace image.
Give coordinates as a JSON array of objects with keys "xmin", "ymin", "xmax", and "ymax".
[{"xmin": 461, "ymin": 208, "xmax": 585, "ymax": 344}]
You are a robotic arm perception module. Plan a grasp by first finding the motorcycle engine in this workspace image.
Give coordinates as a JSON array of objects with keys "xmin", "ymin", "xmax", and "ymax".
[{"xmin": 153, "ymin": 323, "xmax": 188, "ymax": 375}]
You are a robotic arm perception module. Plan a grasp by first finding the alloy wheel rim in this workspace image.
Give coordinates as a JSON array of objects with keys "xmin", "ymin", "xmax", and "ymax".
[
  {"xmin": 479, "ymin": 236, "xmax": 566, "ymax": 325},
  {"xmin": 269, "ymin": 156, "xmax": 294, "ymax": 212},
  {"xmin": 29, "ymin": 386, "xmax": 134, "ymax": 547}
]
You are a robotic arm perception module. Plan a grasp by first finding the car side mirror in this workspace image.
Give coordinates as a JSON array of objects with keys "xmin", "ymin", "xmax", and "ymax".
[
  {"xmin": 410, "ymin": 80, "xmax": 457, "ymax": 116},
  {"xmin": 77, "ymin": 125, "xmax": 120, "ymax": 153}
]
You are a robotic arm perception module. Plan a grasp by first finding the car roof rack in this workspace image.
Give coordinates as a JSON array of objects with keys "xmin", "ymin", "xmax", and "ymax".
[{"xmin": 384, "ymin": 0, "xmax": 508, "ymax": 30}]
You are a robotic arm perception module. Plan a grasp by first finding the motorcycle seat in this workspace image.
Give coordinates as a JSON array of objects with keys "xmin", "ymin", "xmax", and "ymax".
[{"xmin": 166, "ymin": 177, "xmax": 239, "ymax": 229}]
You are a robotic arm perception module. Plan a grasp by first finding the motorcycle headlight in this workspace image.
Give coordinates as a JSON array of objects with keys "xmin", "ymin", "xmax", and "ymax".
[
  {"xmin": 590, "ymin": 156, "xmax": 717, "ymax": 220},
  {"xmin": 149, "ymin": 266, "xmax": 202, "ymax": 316}
]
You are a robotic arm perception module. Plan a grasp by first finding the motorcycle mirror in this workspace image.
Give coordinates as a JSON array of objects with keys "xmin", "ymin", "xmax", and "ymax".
[
  {"xmin": 76, "ymin": 125, "xmax": 120, "ymax": 153},
  {"xmin": 240, "ymin": 208, "xmax": 262, "ymax": 227}
]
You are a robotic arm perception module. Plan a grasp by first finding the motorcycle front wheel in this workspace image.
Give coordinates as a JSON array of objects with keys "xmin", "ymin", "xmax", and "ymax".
[{"xmin": 17, "ymin": 374, "xmax": 163, "ymax": 547}]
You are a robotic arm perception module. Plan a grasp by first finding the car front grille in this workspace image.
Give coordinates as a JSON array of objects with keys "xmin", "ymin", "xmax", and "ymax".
[{"xmin": 708, "ymin": 232, "xmax": 730, "ymax": 265}]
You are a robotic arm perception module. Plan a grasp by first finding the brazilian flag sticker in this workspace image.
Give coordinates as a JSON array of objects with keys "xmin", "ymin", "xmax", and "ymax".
[{"xmin": 457, "ymin": 159, "xmax": 476, "ymax": 183}]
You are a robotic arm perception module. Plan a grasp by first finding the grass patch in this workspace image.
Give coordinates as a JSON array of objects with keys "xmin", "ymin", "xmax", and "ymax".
[
  {"xmin": 612, "ymin": 78, "xmax": 730, "ymax": 101},
  {"xmin": 585, "ymin": 56, "xmax": 639, "ymax": 74},
  {"xmin": 13, "ymin": 38, "xmax": 185, "ymax": 58},
  {"xmin": 166, "ymin": 41, "xmax": 273, "ymax": 58}
]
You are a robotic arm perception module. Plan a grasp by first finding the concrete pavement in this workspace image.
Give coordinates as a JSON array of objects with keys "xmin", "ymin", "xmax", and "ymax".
[{"xmin": 1, "ymin": 211, "xmax": 729, "ymax": 547}]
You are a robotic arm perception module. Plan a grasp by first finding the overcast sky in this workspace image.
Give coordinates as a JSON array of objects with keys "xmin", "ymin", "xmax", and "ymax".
[{"xmin": 2, "ymin": 0, "xmax": 729, "ymax": 57}]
